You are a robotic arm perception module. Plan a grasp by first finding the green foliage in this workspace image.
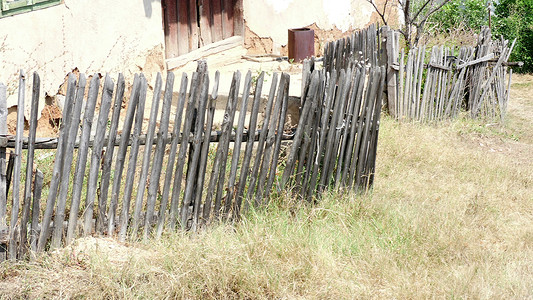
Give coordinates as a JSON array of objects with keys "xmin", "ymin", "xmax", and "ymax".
[
  {"xmin": 427, "ymin": 0, "xmax": 533, "ymax": 72},
  {"xmin": 429, "ymin": 0, "xmax": 488, "ymax": 32},
  {"xmin": 493, "ymin": 0, "xmax": 533, "ymax": 72}
]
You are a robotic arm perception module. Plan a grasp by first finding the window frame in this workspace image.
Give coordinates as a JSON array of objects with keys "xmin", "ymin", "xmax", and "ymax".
[{"xmin": 1, "ymin": 0, "xmax": 61, "ymax": 18}]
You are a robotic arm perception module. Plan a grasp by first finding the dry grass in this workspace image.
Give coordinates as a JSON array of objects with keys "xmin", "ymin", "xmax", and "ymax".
[{"xmin": 1, "ymin": 75, "xmax": 532, "ymax": 299}]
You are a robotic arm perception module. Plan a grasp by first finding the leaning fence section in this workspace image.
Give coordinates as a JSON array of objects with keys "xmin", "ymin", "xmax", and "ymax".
[
  {"xmin": 282, "ymin": 65, "xmax": 385, "ymax": 199},
  {"xmin": 0, "ymin": 60, "xmax": 384, "ymax": 260},
  {"xmin": 388, "ymin": 27, "xmax": 514, "ymax": 122},
  {"xmin": 323, "ymin": 24, "xmax": 381, "ymax": 75}
]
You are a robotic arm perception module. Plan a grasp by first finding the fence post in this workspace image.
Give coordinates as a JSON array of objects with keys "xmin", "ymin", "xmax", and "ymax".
[
  {"xmin": 9, "ymin": 70, "xmax": 25, "ymax": 259},
  {"xmin": 385, "ymin": 27, "xmax": 399, "ymax": 119},
  {"xmin": 0, "ymin": 83, "xmax": 7, "ymax": 261},
  {"xmin": 379, "ymin": 26, "xmax": 389, "ymax": 113},
  {"xmin": 19, "ymin": 72, "xmax": 40, "ymax": 256}
]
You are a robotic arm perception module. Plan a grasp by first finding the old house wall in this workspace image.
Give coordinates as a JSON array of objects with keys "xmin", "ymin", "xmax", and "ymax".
[
  {"xmin": 243, "ymin": 0, "xmax": 391, "ymax": 55},
  {"xmin": 0, "ymin": 0, "xmax": 165, "ymax": 118}
]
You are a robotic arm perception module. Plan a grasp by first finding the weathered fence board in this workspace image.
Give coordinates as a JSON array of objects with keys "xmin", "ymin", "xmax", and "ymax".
[
  {"xmin": 119, "ymin": 76, "xmax": 148, "ymax": 239},
  {"xmin": 155, "ymin": 73, "xmax": 187, "ymax": 238},
  {"xmin": 169, "ymin": 72, "xmax": 199, "ymax": 230},
  {"xmin": 110, "ymin": 75, "xmax": 141, "ymax": 240},
  {"xmin": 191, "ymin": 71, "xmax": 220, "ymax": 231},
  {"xmin": 222, "ymin": 71, "xmax": 252, "ymax": 219},
  {"xmin": 19, "ymin": 73, "xmax": 40, "ymax": 257},
  {"xmin": 95, "ymin": 74, "xmax": 125, "ymax": 235},
  {"xmin": 145, "ymin": 72, "xmax": 175, "ymax": 238},
  {"xmin": 0, "ymin": 82, "xmax": 6, "ymax": 261},
  {"xmin": 134, "ymin": 73, "xmax": 162, "ymax": 239},
  {"xmin": 234, "ymin": 71, "xmax": 263, "ymax": 218},
  {"xmin": 243, "ymin": 72, "xmax": 278, "ymax": 212},
  {"xmin": 37, "ymin": 74, "xmax": 74, "ymax": 252},
  {"xmin": 9, "ymin": 71, "xmax": 25, "ymax": 259}
]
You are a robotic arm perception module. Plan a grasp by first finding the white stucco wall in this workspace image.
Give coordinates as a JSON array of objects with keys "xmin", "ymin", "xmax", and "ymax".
[
  {"xmin": 244, "ymin": 0, "xmax": 376, "ymax": 53},
  {"xmin": 0, "ymin": 0, "xmax": 165, "ymax": 116}
]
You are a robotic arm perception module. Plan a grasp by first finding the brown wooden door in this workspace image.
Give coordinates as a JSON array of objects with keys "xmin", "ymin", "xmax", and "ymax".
[{"xmin": 163, "ymin": 0, "xmax": 241, "ymax": 59}]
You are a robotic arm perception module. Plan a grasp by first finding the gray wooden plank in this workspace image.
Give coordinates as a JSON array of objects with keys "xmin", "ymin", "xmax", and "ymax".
[
  {"xmin": 203, "ymin": 71, "xmax": 240, "ymax": 221},
  {"xmin": 30, "ymin": 169, "xmax": 43, "ymax": 253},
  {"xmin": 67, "ymin": 75, "xmax": 112, "ymax": 244},
  {"xmin": 191, "ymin": 71, "xmax": 219, "ymax": 230},
  {"xmin": 9, "ymin": 70, "xmax": 26, "ymax": 259},
  {"xmin": 0, "ymin": 83, "xmax": 8, "ymax": 261},
  {"xmin": 264, "ymin": 73, "xmax": 290, "ymax": 200},
  {"xmin": 95, "ymin": 74, "xmax": 125, "ymax": 234},
  {"xmin": 280, "ymin": 70, "xmax": 320, "ymax": 191},
  {"xmin": 37, "ymin": 73, "xmax": 76, "ymax": 252},
  {"xmin": 19, "ymin": 72, "xmax": 40, "ymax": 256},
  {"xmin": 132, "ymin": 73, "xmax": 163, "ymax": 237},
  {"xmin": 355, "ymin": 68, "xmax": 380, "ymax": 189},
  {"xmin": 0, "ymin": 158, "xmax": 6, "ymax": 262},
  {"xmin": 222, "ymin": 70, "xmax": 252, "ymax": 218},
  {"xmin": 328, "ymin": 68, "xmax": 352, "ymax": 188},
  {"xmin": 51, "ymin": 74, "xmax": 97, "ymax": 249},
  {"xmin": 254, "ymin": 73, "xmax": 286, "ymax": 206},
  {"xmin": 243, "ymin": 73, "xmax": 278, "ymax": 212},
  {"xmin": 308, "ymin": 70, "xmax": 336, "ymax": 195},
  {"xmin": 117, "ymin": 76, "xmax": 148, "ymax": 240},
  {"xmin": 213, "ymin": 71, "xmax": 240, "ymax": 218},
  {"xmin": 180, "ymin": 73, "xmax": 210, "ymax": 229},
  {"xmin": 319, "ymin": 69, "xmax": 346, "ymax": 190},
  {"xmin": 168, "ymin": 72, "xmax": 200, "ymax": 230},
  {"xmin": 302, "ymin": 71, "xmax": 325, "ymax": 199},
  {"xmin": 234, "ymin": 71, "xmax": 264, "ymax": 216},
  {"xmin": 342, "ymin": 67, "xmax": 366, "ymax": 186},
  {"xmin": 144, "ymin": 72, "xmax": 174, "ymax": 238},
  {"xmin": 336, "ymin": 69, "xmax": 359, "ymax": 187},
  {"xmin": 366, "ymin": 66, "xmax": 386, "ymax": 188},
  {"xmin": 348, "ymin": 68, "xmax": 371, "ymax": 189},
  {"xmin": 107, "ymin": 75, "xmax": 141, "ymax": 238},
  {"xmin": 155, "ymin": 73, "xmax": 188, "ymax": 238}
]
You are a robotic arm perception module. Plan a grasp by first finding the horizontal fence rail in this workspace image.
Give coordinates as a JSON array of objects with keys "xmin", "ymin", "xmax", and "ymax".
[{"xmin": 0, "ymin": 57, "xmax": 384, "ymax": 260}]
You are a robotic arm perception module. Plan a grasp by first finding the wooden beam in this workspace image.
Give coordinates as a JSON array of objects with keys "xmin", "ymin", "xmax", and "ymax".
[{"xmin": 166, "ymin": 36, "xmax": 243, "ymax": 70}]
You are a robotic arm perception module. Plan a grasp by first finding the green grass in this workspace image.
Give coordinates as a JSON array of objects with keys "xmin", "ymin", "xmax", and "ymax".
[{"xmin": 0, "ymin": 75, "xmax": 532, "ymax": 299}]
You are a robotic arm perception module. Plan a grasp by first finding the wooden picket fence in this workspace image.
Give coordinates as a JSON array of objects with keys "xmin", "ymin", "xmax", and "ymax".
[
  {"xmin": 0, "ymin": 60, "xmax": 385, "ymax": 260},
  {"xmin": 388, "ymin": 27, "xmax": 514, "ymax": 122},
  {"xmin": 281, "ymin": 65, "xmax": 385, "ymax": 199},
  {"xmin": 323, "ymin": 24, "xmax": 515, "ymax": 124},
  {"xmin": 323, "ymin": 23, "xmax": 381, "ymax": 75}
]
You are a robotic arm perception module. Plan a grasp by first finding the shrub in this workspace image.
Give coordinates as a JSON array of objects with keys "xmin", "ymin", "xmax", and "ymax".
[
  {"xmin": 493, "ymin": 0, "xmax": 533, "ymax": 72},
  {"xmin": 429, "ymin": 0, "xmax": 488, "ymax": 33}
]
